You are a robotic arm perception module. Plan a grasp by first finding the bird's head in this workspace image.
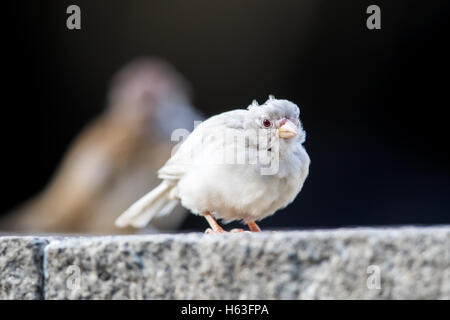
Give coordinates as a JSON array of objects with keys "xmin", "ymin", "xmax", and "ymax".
[
  {"xmin": 107, "ymin": 58, "xmax": 202, "ymax": 139},
  {"xmin": 247, "ymin": 95, "xmax": 306, "ymax": 144},
  {"xmin": 108, "ymin": 58, "xmax": 191, "ymax": 115}
]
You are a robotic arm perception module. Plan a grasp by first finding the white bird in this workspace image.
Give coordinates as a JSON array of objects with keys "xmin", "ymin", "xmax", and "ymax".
[{"xmin": 115, "ymin": 96, "xmax": 310, "ymax": 233}]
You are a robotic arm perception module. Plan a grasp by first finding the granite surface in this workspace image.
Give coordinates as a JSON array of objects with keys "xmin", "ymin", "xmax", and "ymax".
[
  {"xmin": 1, "ymin": 226, "xmax": 449, "ymax": 299},
  {"xmin": 0, "ymin": 237, "xmax": 48, "ymax": 299}
]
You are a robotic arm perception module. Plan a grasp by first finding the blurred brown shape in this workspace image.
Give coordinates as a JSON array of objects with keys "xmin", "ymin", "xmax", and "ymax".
[{"xmin": 1, "ymin": 58, "xmax": 202, "ymax": 234}]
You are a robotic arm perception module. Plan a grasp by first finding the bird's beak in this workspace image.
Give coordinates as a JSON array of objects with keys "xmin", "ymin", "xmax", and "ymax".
[{"xmin": 278, "ymin": 120, "xmax": 298, "ymax": 139}]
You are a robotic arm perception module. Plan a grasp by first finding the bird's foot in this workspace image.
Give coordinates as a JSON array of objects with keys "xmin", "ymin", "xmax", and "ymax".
[
  {"xmin": 204, "ymin": 228, "xmax": 247, "ymax": 234},
  {"xmin": 205, "ymin": 228, "xmax": 226, "ymax": 234},
  {"xmin": 230, "ymin": 228, "xmax": 248, "ymax": 233},
  {"xmin": 247, "ymin": 221, "xmax": 262, "ymax": 232},
  {"xmin": 203, "ymin": 212, "xmax": 250, "ymax": 234}
]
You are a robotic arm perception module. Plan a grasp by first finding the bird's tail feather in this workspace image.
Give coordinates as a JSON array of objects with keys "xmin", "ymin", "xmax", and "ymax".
[{"xmin": 115, "ymin": 181, "xmax": 176, "ymax": 228}]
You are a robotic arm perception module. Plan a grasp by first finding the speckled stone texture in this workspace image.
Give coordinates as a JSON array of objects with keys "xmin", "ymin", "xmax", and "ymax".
[
  {"xmin": 41, "ymin": 226, "xmax": 450, "ymax": 300},
  {"xmin": 1, "ymin": 227, "xmax": 449, "ymax": 299},
  {"xmin": 0, "ymin": 237, "xmax": 48, "ymax": 299}
]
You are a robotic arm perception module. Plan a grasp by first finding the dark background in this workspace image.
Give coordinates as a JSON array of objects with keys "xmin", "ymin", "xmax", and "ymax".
[{"xmin": 3, "ymin": 0, "xmax": 450, "ymax": 231}]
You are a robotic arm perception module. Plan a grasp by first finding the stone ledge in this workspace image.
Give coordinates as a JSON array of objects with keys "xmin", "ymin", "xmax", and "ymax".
[
  {"xmin": 0, "ymin": 237, "xmax": 48, "ymax": 299},
  {"xmin": 1, "ymin": 226, "xmax": 449, "ymax": 299}
]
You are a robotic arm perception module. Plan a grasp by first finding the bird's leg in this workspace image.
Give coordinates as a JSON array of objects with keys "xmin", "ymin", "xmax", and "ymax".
[
  {"xmin": 247, "ymin": 221, "xmax": 262, "ymax": 232},
  {"xmin": 203, "ymin": 212, "xmax": 247, "ymax": 233},
  {"xmin": 203, "ymin": 212, "xmax": 226, "ymax": 234}
]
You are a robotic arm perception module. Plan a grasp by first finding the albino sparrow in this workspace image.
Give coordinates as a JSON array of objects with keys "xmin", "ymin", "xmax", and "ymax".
[{"xmin": 115, "ymin": 96, "xmax": 310, "ymax": 233}]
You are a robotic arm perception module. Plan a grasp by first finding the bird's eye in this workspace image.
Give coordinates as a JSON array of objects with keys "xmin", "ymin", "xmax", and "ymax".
[{"xmin": 262, "ymin": 119, "xmax": 272, "ymax": 128}]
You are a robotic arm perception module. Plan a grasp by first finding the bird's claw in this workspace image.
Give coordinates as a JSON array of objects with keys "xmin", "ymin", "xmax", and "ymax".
[
  {"xmin": 204, "ymin": 228, "xmax": 227, "ymax": 234},
  {"xmin": 230, "ymin": 228, "xmax": 248, "ymax": 233},
  {"xmin": 204, "ymin": 228, "xmax": 248, "ymax": 234}
]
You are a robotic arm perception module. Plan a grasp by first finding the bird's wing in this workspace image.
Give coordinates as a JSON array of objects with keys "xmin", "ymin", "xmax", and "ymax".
[{"xmin": 157, "ymin": 109, "xmax": 248, "ymax": 180}]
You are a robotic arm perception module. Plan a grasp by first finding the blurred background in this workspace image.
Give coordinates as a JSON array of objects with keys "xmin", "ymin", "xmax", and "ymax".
[{"xmin": 1, "ymin": 0, "xmax": 449, "ymax": 234}]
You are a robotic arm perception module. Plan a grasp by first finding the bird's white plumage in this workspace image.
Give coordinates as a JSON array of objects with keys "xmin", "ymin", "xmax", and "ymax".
[{"xmin": 115, "ymin": 97, "xmax": 310, "ymax": 227}]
